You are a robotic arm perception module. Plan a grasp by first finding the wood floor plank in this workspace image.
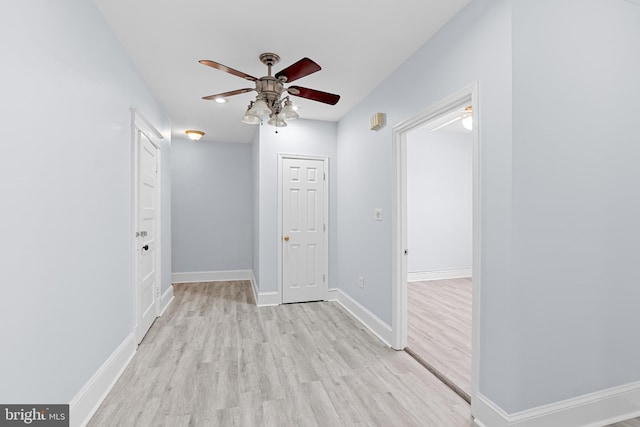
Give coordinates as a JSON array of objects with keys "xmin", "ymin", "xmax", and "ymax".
[
  {"xmin": 88, "ymin": 281, "xmax": 472, "ymax": 426},
  {"xmin": 407, "ymin": 278, "xmax": 472, "ymax": 398},
  {"xmin": 609, "ymin": 417, "xmax": 640, "ymax": 426}
]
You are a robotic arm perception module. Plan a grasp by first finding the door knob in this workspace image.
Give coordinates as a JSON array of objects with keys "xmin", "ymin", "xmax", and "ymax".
[
  {"xmin": 142, "ymin": 244, "xmax": 149, "ymax": 251},
  {"xmin": 283, "ymin": 235, "xmax": 290, "ymax": 241}
]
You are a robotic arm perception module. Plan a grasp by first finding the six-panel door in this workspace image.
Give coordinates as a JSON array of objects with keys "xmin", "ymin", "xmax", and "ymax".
[{"xmin": 282, "ymin": 158, "xmax": 326, "ymax": 303}]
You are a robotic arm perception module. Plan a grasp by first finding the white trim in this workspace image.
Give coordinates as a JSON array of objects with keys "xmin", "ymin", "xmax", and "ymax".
[
  {"xmin": 277, "ymin": 154, "xmax": 330, "ymax": 304},
  {"xmin": 171, "ymin": 269, "xmax": 253, "ymax": 283},
  {"xmin": 250, "ymin": 271, "xmax": 259, "ymax": 305},
  {"xmin": 248, "ymin": 271, "xmax": 282, "ymax": 306},
  {"xmin": 171, "ymin": 270, "xmax": 278, "ymax": 306},
  {"xmin": 131, "ymin": 108, "xmax": 164, "ymax": 344},
  {"xmin": 256, "ymin": 291, "xmax": 280, "ymax": 306},
  {"xmin": 331, "ymin": 288, "xmax": 392, "ymax": 347},
  {"xmin": 158, "ymin": 285, "xmax": 174, "ymax": 316},
  {"xmin": 407, "ymin": 268, "xmax": 472, "ymax": 282},
  {"xmin": 391, "ymin": 83, "xmax": 481, "ymax": 415},
  {"xmin": 69, "ymin": 333, "xmax": 136, "ymax": 427},
  {"xmin": 474, "ymin": 382, "xmax": 640, "ymax": 427},
  {"xmin": 131, "ymin": 108, "xmax": 164, "ymax": 142},
  {"xmin": 327, "ymin": 287, "xmax": 339, "ymax": 300},
  {"xmin": 153, "ymin": 148, "xmax": 163, "ymax": 318}
]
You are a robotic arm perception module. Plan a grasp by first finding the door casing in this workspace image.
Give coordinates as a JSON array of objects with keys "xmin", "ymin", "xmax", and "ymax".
[
  {"xmin": 391, "ymin": 83, "xmax": 481, "ymax": 414},
  {"xmin": 131, "ymin": 108, "xmax": 163, "ymax": 343},
  {"xmin": 277, "ymin": 154, "xmax": 329, "ymax": 304}
]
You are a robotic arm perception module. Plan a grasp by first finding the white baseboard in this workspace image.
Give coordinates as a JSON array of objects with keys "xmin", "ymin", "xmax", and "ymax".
[
  {"xmin": 408, "ymin": 268, "xmax": 472, "ymax": 282},
  {"xmin": 248, "ymin": 271, "xmax": 279, "ymax": 306},
  {"xmin": 172, "ymin": 270, "xmax": 280, "ymax": 305},
  {"xmin": 327, "ymin": 287, "xmax": 339, "ymax": 300},
  {"xmin": 474, "ymin": 382, "xmax": 640, "ymax": 427},
  {"xmin": 69, "ymin": 333, "xmax": 136, "ymax": 427},
  {"xmin": 250, "ymin": 271, "xmax": 259, "ymax": 305},
  {"xmin": 171, "ymin": 269, "xmax": 253, "ymax": 284},
  {"xmin": 158, "ymin": 285, "xmax": 174, "ymax": 316},
  {"xmin": 330, "ymin": 288, "xmax": 392, "ymax": 347},
  {"xmin": 256, "ymin": 291, "xmax": 280, "ymax": 306}
]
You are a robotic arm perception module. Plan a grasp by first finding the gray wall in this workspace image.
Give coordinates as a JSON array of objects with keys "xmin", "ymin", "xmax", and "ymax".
[
  {"xmin": 255, "ymin": 119, "xmax": 338, "ymax": 293},
  {"xmin": 407, "ymin": 129, "xmax": 472, "ymax": 273},
  {"xmin": 171, "ymin": 139, "xmax": 252, "ymax": 273},
  {"xmin": 0, "ymin": 0, "xmax": 171, "ymax": 403},
  {"xmin": 509, "ymin": 0, "xmax": 640, "ymax": 412},
  {"xmin": 336, "ymin": 0, "xmax": 640, "ymax": 416},
  {"xmin": 336, "ymin": 3, "xmax": 513, "ymax": 409},
  {"xmin": 252, "ymin": 130, "xmax": 260, "ymax": 281}
]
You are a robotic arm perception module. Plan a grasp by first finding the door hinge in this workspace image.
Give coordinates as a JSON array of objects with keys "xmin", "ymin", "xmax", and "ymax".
[
  {"xmin": 323, "ymin": 223, "xmax": 326, "ymax": 232},
  {"xmin": 323, "ymin": 172, "xmax": 326, "ymax": 181},
  {"xmin": 323, "ymin": 274, "xmax": 326, "ymax": 282},
  {"xmin": 156, "ymin": 286, "xmax": 160, "ymax": 297}
]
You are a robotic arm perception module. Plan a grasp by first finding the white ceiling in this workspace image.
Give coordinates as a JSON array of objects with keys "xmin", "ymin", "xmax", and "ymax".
[{"xmin": 95, "ymin": 0, "xmax": 471, "ymax": 143}]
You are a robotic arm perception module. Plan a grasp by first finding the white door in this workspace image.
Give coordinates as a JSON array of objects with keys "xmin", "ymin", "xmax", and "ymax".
[
  {"xmin": 282, "ymin": 157, "xmax": 327, "ymax": 303},
  {"xmin": 136, "ymin": 132, "xmax": 158, "ymax": 343}
]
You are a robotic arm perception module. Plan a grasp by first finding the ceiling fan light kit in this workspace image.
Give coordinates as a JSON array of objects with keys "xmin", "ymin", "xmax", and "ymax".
[
  {"xmin": 199, "ymin": 52, "xmax": 340, "ymax": 129},
  {"xmin": 241, "ymin": 103, "xmax": 262, "ymax": 125}
]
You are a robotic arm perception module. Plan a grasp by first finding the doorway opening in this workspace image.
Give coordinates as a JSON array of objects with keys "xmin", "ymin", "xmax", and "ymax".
[{"xmin": 391, "ymin": 84, "xmax": 480, "ymax": 408}]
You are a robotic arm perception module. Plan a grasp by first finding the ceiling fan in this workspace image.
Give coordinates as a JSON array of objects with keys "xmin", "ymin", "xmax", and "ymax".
[{"xmin": 199, "ymin": 53, "xmax": 340, "ymax": 128}]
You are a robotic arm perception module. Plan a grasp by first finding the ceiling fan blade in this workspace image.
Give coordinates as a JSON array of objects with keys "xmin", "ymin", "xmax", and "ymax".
[
  {"xmin": 199, "ymin": 60, "xmax": 257, "ymax": 81},
  {"xmin": 288, "ymin": 86, "xmax": 340, "ymax": 105},
  {"xmin": 202, "ymin": 88, "xmax": 254, "ymax": 100},
  {"xmin": 275, "ymin": 58, "xmax": 321, "ymax": 83}
]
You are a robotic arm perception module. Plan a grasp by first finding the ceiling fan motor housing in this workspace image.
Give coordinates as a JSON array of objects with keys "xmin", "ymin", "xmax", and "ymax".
[{"xmin": 256, "ymin": 77, "xmax": 286, "ymax": 114}]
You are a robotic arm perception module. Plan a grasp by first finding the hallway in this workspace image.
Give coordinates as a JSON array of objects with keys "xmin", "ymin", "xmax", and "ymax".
[{"xmin": 88, "ymin": 281, "xmax": 471, "ymax": 426}]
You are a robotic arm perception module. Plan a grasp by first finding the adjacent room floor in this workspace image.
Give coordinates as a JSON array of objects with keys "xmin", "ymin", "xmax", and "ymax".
[
  {"xmin": 88, "ymin": 281, "xmax": 472, "ymax": 426},
  {"xmin": 407, "ymin": 277, "xmax": 472, "ymax": 401},
  {"xmin": 405, "ymin": 277, "xmax": 640, "ymax": 427}
]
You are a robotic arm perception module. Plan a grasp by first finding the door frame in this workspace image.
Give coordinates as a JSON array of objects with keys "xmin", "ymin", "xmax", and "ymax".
[
  {"xmin": 130, "ymin": 108, "xmax": 164, "ymax": 343},
  {"xmin": 277, "ymin": 154, "xmax": 329, "ymax": 304},
  {"xmin": 391, "ymin": 83, "xmax": 481, "ymax": 411}
]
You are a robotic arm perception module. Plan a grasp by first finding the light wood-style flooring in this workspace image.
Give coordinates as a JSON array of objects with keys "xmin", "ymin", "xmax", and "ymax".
[
  {"xmin": 610, "ymin": 418, "xmax": 640, "ymax": 426},
  {"xmin": 88, "ymin": 281, "xmax": 472, "ymax": 426},
  {"xmin": 407, "ymin": 278, "xmax": 472, "ymax": 401},
  {"xmin": 404, "ymin": 278, "xmax": 640, "ymax": 427}
]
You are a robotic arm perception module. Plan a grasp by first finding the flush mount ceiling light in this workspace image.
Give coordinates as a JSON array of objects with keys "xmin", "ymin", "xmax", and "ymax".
[
  {"xmin": 199, "ymin": 52, "xmax": 340, "ymax": 129},
  {"xmin": 185, "ymin": 130, "xmax": 204, "ymax": 141}
]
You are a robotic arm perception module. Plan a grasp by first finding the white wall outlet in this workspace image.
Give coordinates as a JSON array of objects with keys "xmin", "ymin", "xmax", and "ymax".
[
  {"xmin": 374, "ymin": 208, "xmax": 383, "ymax": 221},
  {"xmin": 358, "ymin": 276, "xmax": 365, "ymax": 288}
]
